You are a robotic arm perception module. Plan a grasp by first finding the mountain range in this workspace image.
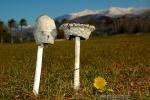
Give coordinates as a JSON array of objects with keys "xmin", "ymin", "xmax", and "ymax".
[{"xmin": 55, "ymin": 7, "xmax": 150, "ymax": 22}]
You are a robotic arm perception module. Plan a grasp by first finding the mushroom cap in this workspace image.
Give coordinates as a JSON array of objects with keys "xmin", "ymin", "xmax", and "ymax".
[
  {"xmin": 59, "ymin": 23, "xmax": 95, "ymax": 40},
  {"xmin": 34, "ymin": 15, "xmax": 57, "ymax": 45}
]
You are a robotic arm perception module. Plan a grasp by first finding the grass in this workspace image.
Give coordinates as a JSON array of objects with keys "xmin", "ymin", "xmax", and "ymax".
[{"xmin": 0, "ymin": 34, "xmax": 150, "ymax": 99}]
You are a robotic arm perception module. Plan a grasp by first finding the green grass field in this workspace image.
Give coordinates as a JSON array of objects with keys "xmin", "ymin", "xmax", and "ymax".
[{"xmin": 0, "ymin": 34, "xmax": 150, "ymax": 99}]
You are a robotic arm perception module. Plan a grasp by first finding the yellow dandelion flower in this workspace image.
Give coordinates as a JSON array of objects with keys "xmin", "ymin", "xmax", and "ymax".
[{"xmin": 94, "ymin": 76, "xmax": 107, "ymax": 89}]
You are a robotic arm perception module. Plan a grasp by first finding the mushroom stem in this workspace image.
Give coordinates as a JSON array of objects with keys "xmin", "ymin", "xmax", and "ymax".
[
  {"xmin": 74, "ymin": 36, "xmax": 80, "ymax": 91},
  {"xmin": 33, "ymin": 45, "xmax": 44, "ymax": 95}
]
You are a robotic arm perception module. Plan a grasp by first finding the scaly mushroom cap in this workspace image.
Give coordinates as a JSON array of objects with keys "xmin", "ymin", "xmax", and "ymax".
[
  {"xmin": 59, "ymin": 23, "xmax": 95, "ymax": 40},
  {"xmin": 34, "ymin": 15, "xmax": 57, "ymax": 45}
]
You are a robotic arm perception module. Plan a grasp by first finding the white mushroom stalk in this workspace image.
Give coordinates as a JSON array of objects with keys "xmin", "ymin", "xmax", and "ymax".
[
  {"xmin": 59, "ymin": 23, "xmax": 95, "ymax": 91},
  {"xmin": 33, "ymin": 45, "xmax": 44, "ymax": 95},
  {"xmin": 33, "ymin": 15, "xmax": 57, "ymax": 95},
  {"xmin": 74, "ymin": 36, "xmax": 80, "ymax": 90}
]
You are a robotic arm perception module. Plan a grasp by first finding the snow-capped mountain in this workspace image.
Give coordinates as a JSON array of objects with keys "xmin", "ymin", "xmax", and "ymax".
[
  {"xmin": 104, "ymin": 7, "xmax": 134, "ymax": 16},
  {"xmin": 56, "ymin": 7, "xmax": 149, "ymax": 22},
  {"xmin": 56, "ymin": 9, "xmax": 101, "ymax": 22},
  {"xmin": 71, "ymin": 9, "xmax": 100, "ymax": 18}
]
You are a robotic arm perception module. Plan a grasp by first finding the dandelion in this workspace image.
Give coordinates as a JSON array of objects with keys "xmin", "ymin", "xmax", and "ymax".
[{"xmin": 94, "ymin": 76, "xmax": 107, "ymax": 89}]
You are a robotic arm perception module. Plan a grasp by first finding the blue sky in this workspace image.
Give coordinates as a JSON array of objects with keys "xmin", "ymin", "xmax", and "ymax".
[{"xmin": 0, "ymin": 0, "xmax": 149, "ymax": 25}]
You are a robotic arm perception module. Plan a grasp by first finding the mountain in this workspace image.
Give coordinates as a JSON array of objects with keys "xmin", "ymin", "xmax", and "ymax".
[
  {"xmin": 55, "ymin": 7, "xmax": 150, "ymax": 22},
  {"xmin": 55, "ymin": 7, "xmax": 150, "ymax": 36},
  {"xmin": 104, "ymin": 7, "xmax": 134, "ymax": 16},
  {"xmin": 56, "ymin": 9, "xmax": 101, "ymax": 22}
]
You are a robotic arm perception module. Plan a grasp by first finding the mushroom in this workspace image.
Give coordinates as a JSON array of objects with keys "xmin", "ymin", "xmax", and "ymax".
[
  {"xmin": 59, "ymin": 23, "xmax": 95, "ymax": 91},
  {"xmin": 33, "ymin": 15, "xmax": 57, "ymax": 95}
]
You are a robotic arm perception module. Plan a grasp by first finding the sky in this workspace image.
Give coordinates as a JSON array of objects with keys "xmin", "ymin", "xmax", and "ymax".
[{"xmin": 0, "ymin": 0, "xmax": 149, "ymax": 25}]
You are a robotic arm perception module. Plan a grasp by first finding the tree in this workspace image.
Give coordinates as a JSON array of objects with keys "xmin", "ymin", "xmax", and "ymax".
[
  {"xmin": 8, "ymin": 19, "xmax": 16, "ymax": 44},
  {"xmin": 19, "ymin": 18, "xmax": 27, "ymax": 43},
  {"xmin": 104, "ymin": 17, "xmax": 113, "ymax": 34},
  {"xmin": 0, "ymin": 21, "xmax": 4, "ymax": 44}
]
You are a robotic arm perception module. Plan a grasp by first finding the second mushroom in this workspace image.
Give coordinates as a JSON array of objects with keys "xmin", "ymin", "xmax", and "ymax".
[{"xmin": 59, "ymin": 23, "xmax": 95, "ymax": 91}]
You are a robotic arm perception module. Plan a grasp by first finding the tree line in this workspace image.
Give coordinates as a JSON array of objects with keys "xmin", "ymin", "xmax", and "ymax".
[{"xmin": 0, "ymin": 18, "xmax": 28, "ymax": 44}]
